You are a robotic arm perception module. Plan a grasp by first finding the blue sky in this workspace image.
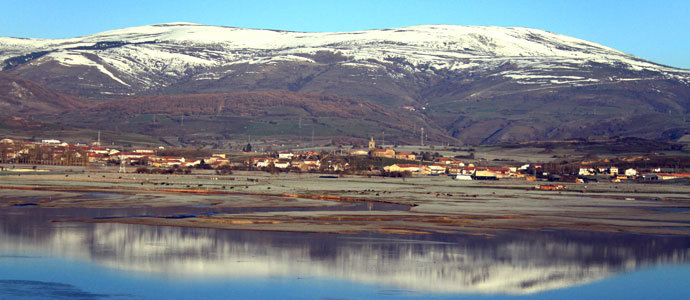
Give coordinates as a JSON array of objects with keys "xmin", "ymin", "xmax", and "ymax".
[{"xmin": 2, "ymin": 0, "xmax": 689, "ymax": 69}]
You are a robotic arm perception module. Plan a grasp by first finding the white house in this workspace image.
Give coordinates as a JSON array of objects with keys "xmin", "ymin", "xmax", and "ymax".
[
  {"xmin": 274, "ymin": 161, "xmax": 291, "ymax": 169},
  {"xmin": 134, "ymin": 149, "xmax": 155, "ymax": 154},
  {"xmin": 428, "ymin": 164, "xmax": 447, "ymax": 175},
  {"xmin": 579, "ymin": 167, "xmax": 594, "ymax": 176},
  {"xmin": 625, "ymin": 168, "xmax": 638, "ymax": 177},
  {"xmin": 384, "ymin": 164, "xmax": 421, "ymax": 173},
  {"xmin": 185, "ymin": 160, "xmax": 201, "ymax": 167},
  {"xmin": 255, "ymin": 158, "xmax": 273, "ymax": 168},
  {"xmin": 350, "ymin": 149, "xmax": 369, "ymax": 156},
  {"xmin": 303, "ymin": 159, "xmax": 321, "ymax": 167},
  {"xmin": 278, "ymin": 152, "xmax": 294, "ymax": 160},
  {"xmin": 610, "ymin": 167, "xmax": 619, "ymax": 175},
  {"xmin": 455, "ymin": 174, "xmax": 473, "ymax": 180}
]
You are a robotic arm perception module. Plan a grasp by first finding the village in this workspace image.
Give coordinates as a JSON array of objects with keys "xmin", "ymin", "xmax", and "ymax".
[{"xmin": 2, "ymin": 136, "xmax": 690, "ymax": 187}]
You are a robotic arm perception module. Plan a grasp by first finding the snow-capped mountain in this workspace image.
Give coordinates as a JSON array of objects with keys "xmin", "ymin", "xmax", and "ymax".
[
  {"xmin": 2, "ymin": 22, "xmax": 688, "ymax": 96},
  {"xmin": 2, "ymin": 23, "xmax": 689, "ymax": 144}
]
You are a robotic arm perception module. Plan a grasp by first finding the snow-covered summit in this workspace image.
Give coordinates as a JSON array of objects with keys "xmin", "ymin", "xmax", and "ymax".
[
  {"xmin": 0, "ymin": 22, "xmax": 662, "ymax": 63},
  {"xmin": 3, "ymin": 23, "xmax": 690, "ymax": 145},
  {"xmin": 1, "ymin": 22, "xmax": 688, "ymax": 94}
]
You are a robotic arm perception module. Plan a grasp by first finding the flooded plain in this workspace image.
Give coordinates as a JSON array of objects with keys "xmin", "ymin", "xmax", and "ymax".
[
  {"xmin": 2, "ymin": 203, "xmax": 690, "ymax": 300},
  {"xmin": 2, "ymin": 169, "xmax": 690, "ymax": 298}
]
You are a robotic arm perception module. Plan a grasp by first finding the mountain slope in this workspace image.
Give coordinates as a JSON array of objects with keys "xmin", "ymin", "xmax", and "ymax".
[
  {"xmin": 3, "ymin": 23, "xmax": 688, "ymax": 99},
  {"xmin": 2, "ymin": 23, "xmax": 689, "ymax": 144},
  {"xmin": 0, "ymin": 73, "xmax": 85, "ymax": 115},
  {"xmin": 57, "ymin": 91, "xmax": 432, "ymax": 147}
]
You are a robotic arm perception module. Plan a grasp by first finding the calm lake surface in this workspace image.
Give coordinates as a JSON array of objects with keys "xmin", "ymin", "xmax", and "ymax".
[{"xmin": 1, "ymin": 204, "xmax": 690, "ymax": 300}]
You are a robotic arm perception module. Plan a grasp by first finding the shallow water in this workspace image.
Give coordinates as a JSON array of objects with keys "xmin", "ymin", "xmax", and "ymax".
[{"xmin": 1, "ymin": 204, "xmax": 690, "ymax": 299}]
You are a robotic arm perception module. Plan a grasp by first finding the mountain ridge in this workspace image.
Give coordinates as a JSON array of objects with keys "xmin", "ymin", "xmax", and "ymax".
[
  {"xmin": 1, "ymin": 23, "xmax": 689, "ymax": 145},
  {"xmin": 2, "ymin": 23, "xmax": 687, "ymax": 98}
]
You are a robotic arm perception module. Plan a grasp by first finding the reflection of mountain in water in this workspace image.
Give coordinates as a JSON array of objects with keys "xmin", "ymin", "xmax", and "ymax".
[{"xmin": 1, "ymin": 208, "xmax": 689, "ymax": 295}]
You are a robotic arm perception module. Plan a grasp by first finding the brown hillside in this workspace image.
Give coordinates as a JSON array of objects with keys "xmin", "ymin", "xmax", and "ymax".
[
  {"xmin": 59, "ymin": 90, "xmax": 448, "ymax": 144},
  {"xmin": 94, "ymin": 91, "xmax": 387, "ymax": 117},
  {"xmin": 90, "ymin": 91, "xmax": 418, "ymax": 130},
  {"xmin": 0, "ymin": 73, "xmax": 86, "ymax": 115}
]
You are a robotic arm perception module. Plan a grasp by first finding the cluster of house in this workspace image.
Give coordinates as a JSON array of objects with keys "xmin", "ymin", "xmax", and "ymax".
[
  {"xmin": 360, "ymin": 141, "xmax": 521, "ymax": 179},
  {"xmin": 1, "ymin": 138, "xmax": 91, "ymax": 165},
  {"xmin": 360, "ymin": 138, "xmax": 522, "ymax": 179},
  {"xmin": 117, "ymin": 149, "xmax": 231, "ymax": 168},
  {"xmin": 0, "ymin": 138, "xmax": 229, "ymax": 168},
  {"xmin": 247, "ymin": 151, "xmax": 349, "ymax": 172},
  {"xmin": 384, "ymin": 161, "xmax": 538, "ymax": 180},
  {"xmin": 4, "ymin": 137, "xmax": 690, "ymax": 181},
  {"xmin": 578, "ymin": 166, "xmax": 690, "ymax": 181}
]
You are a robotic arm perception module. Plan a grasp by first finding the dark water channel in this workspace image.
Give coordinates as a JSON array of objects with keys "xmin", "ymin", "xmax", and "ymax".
[
  {"xmin": 1, "ymin": 195, "xmax": 690, "ymax": 299},
  {"xmin": 11, "ymin": 191, "xmax": 409, "ymax": 221}
]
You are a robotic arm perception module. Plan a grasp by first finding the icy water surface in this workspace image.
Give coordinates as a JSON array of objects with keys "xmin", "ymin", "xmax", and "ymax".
[{"xmin": 1, "ymin": 204, "xmax": 690, "ymax": 299}]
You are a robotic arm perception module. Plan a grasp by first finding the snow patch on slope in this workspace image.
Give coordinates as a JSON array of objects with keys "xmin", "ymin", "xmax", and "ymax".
[
  {"xmin": 2, "ymin": 23, "xmax": 688, "ymax": 90},
  {"xmin": 49, "ymin": 51, "xmax": 130, "ymax": 87}
]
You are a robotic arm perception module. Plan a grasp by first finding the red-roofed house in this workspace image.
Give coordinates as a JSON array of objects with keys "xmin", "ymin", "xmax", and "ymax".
[
  {"xmin": 371, "ymin": 148, "xmax": 395, "ymax": 158},
  {"xmin": 384, "ymin": 164, "xmax": 430, "ymax": 174}
]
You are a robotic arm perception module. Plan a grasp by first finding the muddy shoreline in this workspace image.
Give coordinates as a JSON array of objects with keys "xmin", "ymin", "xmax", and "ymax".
[{"xmin": 2, "ymin": 166, "xmax": 690, "ymax": 236}]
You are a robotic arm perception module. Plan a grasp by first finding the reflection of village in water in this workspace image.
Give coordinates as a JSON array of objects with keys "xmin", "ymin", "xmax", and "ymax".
[{"xmin": 2, "ymin": 206, "xmax": 689, "ymax": 295}]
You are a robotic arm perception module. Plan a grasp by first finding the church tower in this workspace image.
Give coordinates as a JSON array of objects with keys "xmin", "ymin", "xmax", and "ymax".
[{"xmin": 368, "ymin": 137, "xmax": 376, "ymax": 150}]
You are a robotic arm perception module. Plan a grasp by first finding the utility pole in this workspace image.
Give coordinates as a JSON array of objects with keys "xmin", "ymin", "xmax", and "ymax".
[
  {"xmin": 382, "ymin": 131, "xmax": 385, "ymax": 148},
  {"xmin": 97, "ymin": 130, "xmax": 101, "ymax": 146},
  {"xmin": 119, "ymin": 159, "xmax": 126, "ymax": 173},
  {"xmin": 420, "ymin": 127, "xmax": 424, "ymax": 146}
]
